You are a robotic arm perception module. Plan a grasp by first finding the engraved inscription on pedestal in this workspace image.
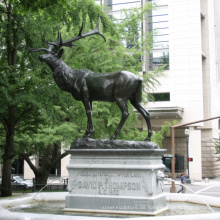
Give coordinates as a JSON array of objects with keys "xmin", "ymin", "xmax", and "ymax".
[{"xmin": 68, "ymin": 170, "xmax": 152, "ymax": 197}]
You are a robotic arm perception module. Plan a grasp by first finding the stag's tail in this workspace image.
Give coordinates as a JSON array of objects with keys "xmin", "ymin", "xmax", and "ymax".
[{"xmin": 130, "ymin": 79, "xmax": 143, "ymax": 104}]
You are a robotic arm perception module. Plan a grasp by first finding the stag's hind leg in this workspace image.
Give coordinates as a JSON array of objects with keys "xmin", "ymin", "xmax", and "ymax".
[
  {"xmin": 111, "ymin": 98, "xmax": 129, "ymax": 140},
  {"xmin": 132, "ymin": 102, "xmax": 152, "ymax": 141},
  {"xmin": 130, "ymin": 82, "xmax": 152, "ymax": 141}
]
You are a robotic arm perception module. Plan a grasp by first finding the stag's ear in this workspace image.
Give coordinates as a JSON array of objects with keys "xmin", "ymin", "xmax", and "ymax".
[{"xmin": 58, "ymin": 49, "xmax": 64, "ymax": 58}]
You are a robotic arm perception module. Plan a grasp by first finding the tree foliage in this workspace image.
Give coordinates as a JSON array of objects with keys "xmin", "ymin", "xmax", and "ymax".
[
  {"xmin": 215, "ymin": 140, "xmax": 220, "ymax": 161},
  {"xmin": 0, "ymin": 0, "xmax": 168, "ymax": 192},
  {"xmin": 0, "ymin": 0, "xmax": 114, "ymax": 196},
  {"xmin": 151, "ymin": 121, "xmax": 178, "ymax": 148}
]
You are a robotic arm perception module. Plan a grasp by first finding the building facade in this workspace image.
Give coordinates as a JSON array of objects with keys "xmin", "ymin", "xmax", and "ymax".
[
  {"xmin": 145, "ymin": 0, "xmax": 219, "ymax": 127},
  {"xmin": 98, "ymin": 0, "xmax": 220, "ymax": 180},
  {"xmin": 144, "ymin": 0, "xmax": 220, "ymax": 179}
]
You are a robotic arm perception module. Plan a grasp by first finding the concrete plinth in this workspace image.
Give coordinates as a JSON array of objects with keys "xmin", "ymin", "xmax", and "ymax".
[{"xmin": 65, "ymin": 138, "xmax": 167, "ymax": 216}]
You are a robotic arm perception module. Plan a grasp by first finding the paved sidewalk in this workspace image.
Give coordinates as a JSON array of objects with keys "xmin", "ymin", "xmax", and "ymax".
[
  {"xmin": 192, "ymin": 177, "xmax": 220, "ymax": 185},
  {"xmin": 163, "ymin": 176, "xmax": 220, "ymax": 197},
  {"xmin": 164, "ymin": 176, "xmax": 220, "ymax": 185}
]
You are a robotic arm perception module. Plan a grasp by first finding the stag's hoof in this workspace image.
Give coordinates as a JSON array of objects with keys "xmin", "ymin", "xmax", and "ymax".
[
  {"xmin": 110, "ymin": 135, "xmax": 116, "ymax": 140},
  {"xmin": 83, "ymin": 130, "xmax": 94, "ymax": 139},
  {"xmin": 145, "ymin": 137, "xmax": 151, "ymax": 141},
  {"xmin": 83, "ymin": 134, "xmax": 91, "ymax": 138}
]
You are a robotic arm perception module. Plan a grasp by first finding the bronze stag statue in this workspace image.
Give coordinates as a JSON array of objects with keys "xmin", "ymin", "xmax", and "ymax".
[{"xmin": 30, "ymin": 20, "xmax": 152, "ymax": 141}]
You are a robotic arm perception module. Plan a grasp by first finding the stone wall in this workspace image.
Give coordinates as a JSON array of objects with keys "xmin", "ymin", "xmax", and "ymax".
[{"xmin": 202, "ymin": 139, "xmax": 220, "ymax": 178}]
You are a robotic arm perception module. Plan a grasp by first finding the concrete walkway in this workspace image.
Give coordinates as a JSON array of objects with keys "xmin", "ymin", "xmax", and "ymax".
[{"xmin": 163, "ymin": 177, "xmax": 220, "ymax": 196}]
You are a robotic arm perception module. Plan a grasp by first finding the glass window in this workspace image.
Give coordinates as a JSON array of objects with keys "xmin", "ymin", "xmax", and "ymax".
[
  {"xmin": 151, "ymin": 14, "xmax": 168, "ymax": 23},
  {"xmin": 149, "ymin": 93, "xmax": 170, "ymax": 101},
  {"xmin": 153, "ymin": 34, "xmax": 169, "ymax": 43},
  {"xmin": 153, "ymin": 41, "xmax": 169, "ymax": 48},
  {"xmin": 153, "ymin": 27, "xmax": 169, "ymax": 35},
  {"xmin": 152, "ymin": 21, "xmax": 168, "ymax": 29},
  {"xmin": 149, "ymin": 49, "xmax": 169, "ymax": 70},
  {"xmin": 111, "ymin": 0, "xmax": 139, "ymax": 3},
  {"xmin": 149, "ymin": 58, "xmax": 169, "ymax": 70},
  {"xmin": 152, "ymin": 6, "xmax": 168, "ymax": 16},
  {"xmin": 109, "ymin": 11, "xmax": 126, "ymax": 20},
  {"xmin": 151, "ymin": 0, "xmax": 169, "ymax": 6},
  {"xmin": 108, "ymin": 0, "xmax": 141, "ymax": 11},
  {"xmin": 153, "ymin": 50, "xmax": 169, "ymax": 58},
  {"xmin": 148, "ymin": 0, "xmax": 169, "ymax": 70}
]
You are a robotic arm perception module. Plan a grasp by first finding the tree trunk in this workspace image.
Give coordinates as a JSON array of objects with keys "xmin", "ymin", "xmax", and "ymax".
[
  {"xmin": 1, "ymin": 157, "xmax": 12, "ymax": 197},
  {"xmin": 35, "ymin": 170, "xmax": 51, "ymax": 185},
  {"xmin": 1, "ymin": 4, "xmax": 17, "ymax": 195},
  {"xmin": 22, "ymin": 144, "xmax": 68, "ymax": 185},
  {"xmin": 1, "ymin": 131, "xmax": 14, "ymax": 197}
]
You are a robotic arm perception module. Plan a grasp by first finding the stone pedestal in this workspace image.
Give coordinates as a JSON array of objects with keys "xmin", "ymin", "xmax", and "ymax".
[{"xmin": 64, "ymin": 139, "xmax": 167, "ymax": 216}]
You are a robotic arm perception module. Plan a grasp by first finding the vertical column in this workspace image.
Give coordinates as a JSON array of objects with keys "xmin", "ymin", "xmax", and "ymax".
[
  {"xmin": 61, "ymin": 145, "xmax": 71, "ymax": 178},
  {"xmin": 188, "ymin": 127, "xmax": 202, "ymax": 181}
]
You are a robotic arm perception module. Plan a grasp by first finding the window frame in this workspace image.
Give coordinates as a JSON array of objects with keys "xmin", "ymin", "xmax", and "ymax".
[{"xmin": 149, "ymin": 92, "xmax": 170, "ymax": 102}]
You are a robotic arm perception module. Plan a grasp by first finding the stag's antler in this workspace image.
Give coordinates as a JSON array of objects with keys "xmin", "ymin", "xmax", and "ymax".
[
  {"xmin": 28, "ymin": 30, "xmax": 59, "ymax": 53},
  {"xmin": 60, "ymin": 19, "xmax": 106, "ymax": 49},
  {"xmin": 29, "ymin": 19, "xmax": 106, "ymax": 53}
]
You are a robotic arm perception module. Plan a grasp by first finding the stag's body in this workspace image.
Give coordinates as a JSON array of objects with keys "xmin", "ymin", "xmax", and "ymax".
[
  {"xmin": 31, "ymin": 21, "xmax": 152, "ymax": 141},
  {"xmin": 48, "ymin": 56, "xmax": 141, "ymax": 101}
]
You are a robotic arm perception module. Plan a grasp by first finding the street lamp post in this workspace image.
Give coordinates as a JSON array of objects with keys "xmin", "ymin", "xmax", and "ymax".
[{"xmin": 184, "ymin": 129, "xmax": 190, "ymax": 183}]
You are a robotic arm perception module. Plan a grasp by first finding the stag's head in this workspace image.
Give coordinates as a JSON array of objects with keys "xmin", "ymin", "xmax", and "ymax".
[{"xmin": 29, "ymin": 20, "xmax": 106, "ymax": 65}]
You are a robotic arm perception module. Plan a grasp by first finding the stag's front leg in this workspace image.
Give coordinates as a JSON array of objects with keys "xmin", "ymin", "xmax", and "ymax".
[{"xmin": 83, "ymin": 100, "xmax": 94, "ymax": 138}]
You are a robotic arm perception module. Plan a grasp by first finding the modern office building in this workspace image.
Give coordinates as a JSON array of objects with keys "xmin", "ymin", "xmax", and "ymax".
[
  {"xmin": 2, "ymin": 0, "xmax": 219, "ymax": 181},
  {"xmin": 146, "ymin": 0, "xmax": 220, "ymax": 179},
  {"xmin": 97, "ymin": 0, "xmax": 220, "ymax": 180}
]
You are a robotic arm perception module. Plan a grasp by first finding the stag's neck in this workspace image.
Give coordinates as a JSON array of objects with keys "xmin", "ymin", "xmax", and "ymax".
[
  {"xmin": 46, "ymin": 57, "xmax": 93, "ymax": 100},
  {"xmin": 50, "ymin": 59, "xmax": 83, "ymax": 99},
  {"xmin": 47, "ymin": 58, "xmax": 71, "ymax": 73}
]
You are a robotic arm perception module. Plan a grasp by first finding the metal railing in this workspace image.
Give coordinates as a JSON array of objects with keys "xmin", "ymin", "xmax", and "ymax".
[{"xmin": 32, "ymin": 178, "xmax": 68, "ymax": 192}]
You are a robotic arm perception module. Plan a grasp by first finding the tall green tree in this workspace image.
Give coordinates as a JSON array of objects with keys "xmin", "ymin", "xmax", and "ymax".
[
  {"xmin": 0, "ymin": 0, "xmax": 113, "ymax": 197},
  {"xmin": 0, "ymin": 0, "xmax": 166, "ymax": 194},
  {"xmin": 16, "ymin": 102, "xmax": 84, "ymax": 184}
]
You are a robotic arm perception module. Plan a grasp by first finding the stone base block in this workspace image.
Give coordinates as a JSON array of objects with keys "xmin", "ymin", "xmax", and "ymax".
[
  {"xmin": 65, "ymin": 194, "xmax": 167, "ymax": 215},
  {"xmin": 65, "ymin": 138, "xmax": 167, "ymax": 215}
]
